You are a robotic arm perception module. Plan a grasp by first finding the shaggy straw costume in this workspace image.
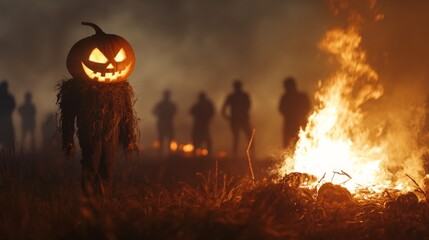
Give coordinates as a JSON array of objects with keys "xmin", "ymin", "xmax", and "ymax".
[{"xmin": 57, "ymin": 78, "xmax": 138, "ymax": 197}]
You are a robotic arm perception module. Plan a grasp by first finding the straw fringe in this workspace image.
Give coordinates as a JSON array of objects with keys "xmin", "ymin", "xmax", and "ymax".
[{"xmin": 56, "ymin": 78, "xmax": 139, "ymax": 151}]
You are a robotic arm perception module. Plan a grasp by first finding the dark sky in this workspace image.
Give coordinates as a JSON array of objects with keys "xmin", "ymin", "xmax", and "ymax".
[{"xmin": 1, "ymin": 0, "xmax": 428, "ymax": 157}]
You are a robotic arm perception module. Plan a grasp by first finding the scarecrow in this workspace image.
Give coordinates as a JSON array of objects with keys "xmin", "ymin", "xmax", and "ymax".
[{"xmin": 57, "ymin": 22, "xmax": 138, "ymax": 197}]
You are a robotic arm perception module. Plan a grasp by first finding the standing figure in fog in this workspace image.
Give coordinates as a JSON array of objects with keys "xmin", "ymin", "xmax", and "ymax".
[
  {"xmin": 57, "ymin": 22, "xmax": 138, "ymax": 199},
  {"xmin": 153, "ymin": 89, "xmax": 177, "ymax": 157},
  {"xmin": 222, "ymin": 80, "xmax": 253, "ymax": 157},
  {"xmin": 18, "ymin": 92, "xmax": 36, "ymax": 151},
  {"xmin": 279, "ymin": 77, "xmax": 310, "ymax": 149},
  {"xmin": 190, "ymin": 92, "xmax": 215, "ymax": 157},
  {"xmin": 0, "ymin": 80, "xmax": 16, "ymax": 148}
]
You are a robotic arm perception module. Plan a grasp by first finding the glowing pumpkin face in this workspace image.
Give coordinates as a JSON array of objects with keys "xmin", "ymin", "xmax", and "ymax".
[{"xmin": 67, "ymin": 22, "xmax": 135, "ymax": 83}]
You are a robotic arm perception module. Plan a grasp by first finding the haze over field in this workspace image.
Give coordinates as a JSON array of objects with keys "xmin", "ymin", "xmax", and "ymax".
[{"xmin": 1, "ymin": 0, "xmax": 428, "ymax": 158}]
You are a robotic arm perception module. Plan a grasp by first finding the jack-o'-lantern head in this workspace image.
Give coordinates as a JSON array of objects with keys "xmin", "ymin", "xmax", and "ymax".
[{"xmin": 67, "ymin": 22, "xmax": 135, "ymax": 83}]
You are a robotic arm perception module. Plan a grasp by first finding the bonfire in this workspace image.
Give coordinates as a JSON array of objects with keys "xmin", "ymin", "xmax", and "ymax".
[{"xmin": 1, "ymin": 1, "xmax": 428, "ymax": 239}]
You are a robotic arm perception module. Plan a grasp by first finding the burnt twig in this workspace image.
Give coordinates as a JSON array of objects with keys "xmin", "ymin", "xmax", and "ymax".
[
  {"xmin": 405, "ymin": 173, "xmax": 428, "ymax": 205},
  {"xmin": 317, "ymin": 172, "xmax": 326, "ymax": 188},
  {"xmin": 331, "ymin": 170, "xmax": 352, "ymax": 185}
]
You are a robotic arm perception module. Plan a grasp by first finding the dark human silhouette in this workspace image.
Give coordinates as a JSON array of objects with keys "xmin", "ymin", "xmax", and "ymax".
[
  {"xmin": 190, "ymin": 92, "xmax": 215, "ymax": 157},
  {"xmin": 279, "ymin": 77, "xmax": 311, "ymax": 149},
  {"xmin": 222, "ymin": 80, "xmax": 253, "ymax": 157},
  {"xmin": 0, "ymin": 80, "xmax": 16, "ymax": 148},
  {"xmin": 153, "ymin": 89, "xmax": 177, "ymax": 157},
  {"xmin": 18, "ymin": 92, "xmax": 36, "ymax": 151}
]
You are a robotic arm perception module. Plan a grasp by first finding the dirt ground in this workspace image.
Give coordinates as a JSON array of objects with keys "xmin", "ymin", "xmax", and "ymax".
[{"xmin": 0, "ymin": 148, "xmax": 428, "ymax": 240}]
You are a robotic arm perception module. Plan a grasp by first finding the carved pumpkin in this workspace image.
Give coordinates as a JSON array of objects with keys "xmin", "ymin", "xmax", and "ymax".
[{"xmin": 67, "ymin": 22, "xmax": 135, "ymax": 83}]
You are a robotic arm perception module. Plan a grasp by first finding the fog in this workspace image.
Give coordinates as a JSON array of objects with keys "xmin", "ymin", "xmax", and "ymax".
[{"xmin": 1, "ymin": 0, "xmax": 428, "ymax": 159}]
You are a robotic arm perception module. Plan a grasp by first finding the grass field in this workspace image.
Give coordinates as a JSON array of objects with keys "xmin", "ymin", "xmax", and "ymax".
[{"xmin": 0, "ymin": 148, "xmax": 428, "ymax": 240}]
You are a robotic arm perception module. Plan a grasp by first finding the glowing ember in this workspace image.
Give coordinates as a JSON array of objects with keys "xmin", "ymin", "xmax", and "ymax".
[
  {"xmin": 278, "ymin": 27, "xmax": 424, "ymax": 193},
  {"xmin": 182, "ymin": 144, "xmax": 195, "ymax": 153},
  {"xmin": 199, "ymin": 149, "xmax": 209, "ymax": 156},
  {"xmin": 217, "ymin": 151, "xmax": 228, "ymax": 158},
  {"xmin": 170, "ymin": 141, "xmax": 178, "ymax": 151}
]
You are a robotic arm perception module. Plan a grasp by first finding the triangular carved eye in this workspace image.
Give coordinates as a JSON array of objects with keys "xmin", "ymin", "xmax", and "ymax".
[
  {"xmin": 114, "ymin": 48, "xmax": 126, "ymax": 62},
  {"xmin": 89, "ymin": 48, "xmax": 108, "ymax": 63}
]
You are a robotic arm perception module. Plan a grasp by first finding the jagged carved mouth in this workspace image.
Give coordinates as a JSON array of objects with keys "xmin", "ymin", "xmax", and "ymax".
[{"xmin": 81, "ymin": 62, "xmax": 131, "ymax": 82}]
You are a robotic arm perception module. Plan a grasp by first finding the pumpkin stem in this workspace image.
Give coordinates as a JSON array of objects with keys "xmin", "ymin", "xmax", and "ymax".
[{"xmin": 81, "ymin": 22, "xmax": 105, "ymax": 35}]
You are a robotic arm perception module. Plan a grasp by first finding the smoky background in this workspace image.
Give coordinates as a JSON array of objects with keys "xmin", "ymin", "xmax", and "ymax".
[{"xmin": 0, "ymin": 0, "xmax": 428, "ymax": 160}]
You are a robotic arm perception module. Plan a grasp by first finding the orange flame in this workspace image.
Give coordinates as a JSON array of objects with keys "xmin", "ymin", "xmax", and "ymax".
[{"xmin": 278, "ymin": 27, "xmax": 424, "ymax": 193}]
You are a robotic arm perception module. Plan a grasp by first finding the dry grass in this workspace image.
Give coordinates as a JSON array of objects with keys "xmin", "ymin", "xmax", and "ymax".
[{"xmin": 0, "ymin": 149, "xmax": 428, "ymax": 240}]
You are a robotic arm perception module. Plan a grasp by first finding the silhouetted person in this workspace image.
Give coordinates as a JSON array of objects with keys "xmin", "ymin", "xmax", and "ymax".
[
  {"xmin": 153, "ymin": 90, "xmax": 177, "ymax": 157},
  {"xmin": 18, "ymin": 92, "xmax": 36, "ymax": 151},
  {"xmin": 190, "ymin": 92, "xmax": 215, "ymax": 157},
  {"xmin": 222, "ymin": 80, "xmax": 253, "ymax": 157},
  {"xmin": 0, "ymin": 80, "xmax": 16, "ymax": 148},
  {"xmin": 279, "ymin": 77, "xmax": 311, "ymax": 149}
]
